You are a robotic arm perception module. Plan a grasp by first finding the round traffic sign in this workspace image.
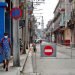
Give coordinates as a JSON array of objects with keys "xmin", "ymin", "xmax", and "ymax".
[
  {"xmin": 10, "ymin": 7, "xmax": 22, "ymax": 20},
  {"xmin": 44, "ymin": 45, "xmax": 53, "ymax": 56}
]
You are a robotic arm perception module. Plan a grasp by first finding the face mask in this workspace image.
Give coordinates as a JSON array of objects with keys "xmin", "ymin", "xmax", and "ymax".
[{"xmin": 4, "ymin": 36, "xmax": 8, "ymax": 38}]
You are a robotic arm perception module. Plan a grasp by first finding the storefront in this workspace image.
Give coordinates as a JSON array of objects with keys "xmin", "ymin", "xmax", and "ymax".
[{"xmin": 64, "ymin": 28, "xmax": 71, "ymax": 46}]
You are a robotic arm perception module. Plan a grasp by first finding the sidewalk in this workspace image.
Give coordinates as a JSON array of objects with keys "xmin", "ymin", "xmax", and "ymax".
[
  {"xmin": 20, "ymin": 44, "xmax": 40, "ymax": 75},
  {"xmin": 21, "ymin": 50, "xmax": 33, "ymax": 75},
  {"xmin": 0, "ymin": 52, "xmax": 28, "ymax": 75},
  {"xmin": 57, "ymin": 43, "xmax": 75, "ymax": 49}
]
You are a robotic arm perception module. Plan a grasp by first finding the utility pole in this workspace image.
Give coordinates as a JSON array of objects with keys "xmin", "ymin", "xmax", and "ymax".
[
  {"xmin": 41, "ymin": 16, "xmax": 44, "ymax": 38},
  {"xmin": 22, "ymin": 0, "xmax": 26, "ymax": 54},
  {"xmin": 41, "ymin": 16, "xmax": 44, "ymax": 31},
  {"xmin": 21, "ymin": 0, "xmax": 29, "ymax": 54},
  {"xmin": 13, "ymin": 0, "xmax": 20, "ymax": 67},
  {"xmin": 25, "ymin": 0, "xmax": 29, "ymax": 49}
]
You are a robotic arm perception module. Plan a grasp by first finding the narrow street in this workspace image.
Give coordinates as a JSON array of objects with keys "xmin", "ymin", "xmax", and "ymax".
[
  {"xmin": 0, "ymin": 0, "xmax": 75, "ymax": 75},
  {"xmin": 32, "ymin": 43, "xmax": 75, "ymax": 75}
]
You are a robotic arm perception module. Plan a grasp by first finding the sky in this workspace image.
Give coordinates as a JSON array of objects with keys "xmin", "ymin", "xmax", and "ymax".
[{"xmin": 33, "ymin": 0, "xmax": 59, "ymax": 29}]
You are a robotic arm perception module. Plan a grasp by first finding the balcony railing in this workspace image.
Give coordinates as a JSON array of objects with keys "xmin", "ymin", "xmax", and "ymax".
[
  {"xmin": 53, "ymin": 22, "xmax": 60, "ymax": 31},
  {"xmin": 60, "ymin": 20, "xmax": 65, "ymax": 26},
  {"xmin": 53, "ymin": 12, "xmax": 60, "ymax": 22},
  {"xmin": 53, "ymin": 18, "xmax": 65, "ymax": 32}
]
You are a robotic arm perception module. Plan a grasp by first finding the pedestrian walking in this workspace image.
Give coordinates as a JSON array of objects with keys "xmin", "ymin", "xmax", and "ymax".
[
  {"xmin": 1, "ymin": 33, "xmax": 11, "ymax": 71},
  {"xmin": 32, "ymin": 40, "xmax": 37, "ymax": 53},
  {"xmin": 19, "ymin": 39, "xmax": 23, "ymax": 54}
]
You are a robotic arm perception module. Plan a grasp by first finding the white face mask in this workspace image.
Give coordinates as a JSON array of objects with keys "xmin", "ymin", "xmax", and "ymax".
[{"xmin": 4, "ymin": 36, "xmax": 8, "ymax": 38}]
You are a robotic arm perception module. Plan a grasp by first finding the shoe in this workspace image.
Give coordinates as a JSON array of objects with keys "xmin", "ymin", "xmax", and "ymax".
[
  {"xmin": 6, "ymin": 67, "xmax": 8, "ymax": 71},
  {"xmin": 3, "ymin": 64, "xmax": 5, "ymax": 69}
]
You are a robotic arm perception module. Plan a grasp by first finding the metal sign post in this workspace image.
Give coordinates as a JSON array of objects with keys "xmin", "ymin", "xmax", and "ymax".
[{"xmin": 12, "ymin": 0, "xmax": 20, "ymax": 67}]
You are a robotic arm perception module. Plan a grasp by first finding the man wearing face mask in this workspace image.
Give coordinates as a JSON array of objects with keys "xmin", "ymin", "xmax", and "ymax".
[{"xmin": 1, "ymin": 33, "xmax": 11, "ymax": 71}]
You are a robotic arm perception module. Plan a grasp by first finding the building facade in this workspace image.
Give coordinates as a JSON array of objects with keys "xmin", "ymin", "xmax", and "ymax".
[
  {"xmin": 46, "ymin": 0, "xmax": 75, "ymax": 47},
  {"xmin": 53, "ymin": 0, "xmax": 65, "ymax": 45},
  {"xmin": 67, "ymin": 0, "xmax": 75, "ymax": 47},
  {"xmin": 51, "ymin": 0, "xmax": 75, "ymax": 46}
]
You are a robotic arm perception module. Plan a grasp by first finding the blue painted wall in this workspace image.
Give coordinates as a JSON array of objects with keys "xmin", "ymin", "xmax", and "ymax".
[
  {"xmin": 0, "ymin": 2, "xmax": 7, "ymax": 63},
  {"xmin": 5, "ymin": 12, "xmax": 11, "ymax": 37},
  {"xmin": 0, "ymin": 2, "xmax": 7, "ymax": 42},
  {"xmin": 0, "ymin": 7, "xmax": 5, "ymax": 41}
]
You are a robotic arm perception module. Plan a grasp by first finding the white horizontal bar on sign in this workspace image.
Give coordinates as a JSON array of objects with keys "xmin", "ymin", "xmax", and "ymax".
[{"xmin": 45, "ymin": 49, "xmax": 52, "ymax": 52}]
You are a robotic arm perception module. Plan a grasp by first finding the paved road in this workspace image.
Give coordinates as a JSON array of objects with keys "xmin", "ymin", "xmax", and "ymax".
[{"xmin": 32, "ymin": 44, "xmax": 75, "ymax": 75}]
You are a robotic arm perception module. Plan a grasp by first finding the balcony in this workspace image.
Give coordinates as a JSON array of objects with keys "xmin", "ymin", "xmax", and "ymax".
[
  {"xmin": 53, "ymin": 12, "xmax": 60, "ymax": 23},
  {"xmin": 60, "ymin": 20, "xmax": 65, "ymax": 27},
  {"xmin": 53, "ymin": 20, "xmax": 60, "ymax": 32},
  {"xmin": 67, "ymin": 9, "xmax": 75, "ymax": 29},
  {"xmin": 53, "ymin": 14, "xmax": 65, "ymax": 32},
  {"xmin": 67, "ymin": 20, "xmax": 74, "ymax": 29},
  {"xmin": 69, "ymin": 0, "xmax": 73, "ymax": 3},
  {"xmin": 71, "ymin": 9, "xmax": 75, "ymax": 20}
]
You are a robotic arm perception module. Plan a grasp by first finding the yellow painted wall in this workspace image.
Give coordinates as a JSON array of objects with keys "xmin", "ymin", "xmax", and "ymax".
[{"xmin": 64, "ymin": 28, "xmax": 71, "ymax": 40}]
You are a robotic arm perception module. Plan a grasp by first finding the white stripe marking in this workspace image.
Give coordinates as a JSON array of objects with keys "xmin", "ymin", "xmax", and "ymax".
[{"xmin": 45, "ymin": 49, "xmax": 52, "ymax": 52}]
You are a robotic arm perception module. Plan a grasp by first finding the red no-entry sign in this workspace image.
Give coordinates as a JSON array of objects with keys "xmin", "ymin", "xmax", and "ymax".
[{"xmin": 44, "ymin": 45, "xmax": 53, "ymax": 56}]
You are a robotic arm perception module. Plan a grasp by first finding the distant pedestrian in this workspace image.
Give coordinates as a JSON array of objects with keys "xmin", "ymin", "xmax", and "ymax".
[
  {"xmin": 1, "ymin": 33, "xmax": 11, "ymax": 71},
  {"xmin": 32, "ymin": 40, "xmax": 37, "ymax": 53},
  {"xmin": 19, "ymin": 39, "xmax": 23, "ymax": 54}
]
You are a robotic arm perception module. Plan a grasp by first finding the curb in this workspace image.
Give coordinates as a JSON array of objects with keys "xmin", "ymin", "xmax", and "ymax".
[{"xmin": 20, "ymin": 49, "xmax": 30, "ymax": 73}]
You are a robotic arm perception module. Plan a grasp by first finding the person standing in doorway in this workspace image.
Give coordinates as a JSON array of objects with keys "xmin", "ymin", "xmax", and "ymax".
[{"xmin": 1, "ymin": 33, "xmax": 11, "ymax": 71}]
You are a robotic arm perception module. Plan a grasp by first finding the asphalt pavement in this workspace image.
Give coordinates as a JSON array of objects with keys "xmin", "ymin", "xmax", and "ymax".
[
  {"xmin": 32, "ymin": 43, "xmax": 75, "ymax": 75},
  {"xmin": 0, "ymin": 42, "xmax": 75, "ymax": 75}
]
